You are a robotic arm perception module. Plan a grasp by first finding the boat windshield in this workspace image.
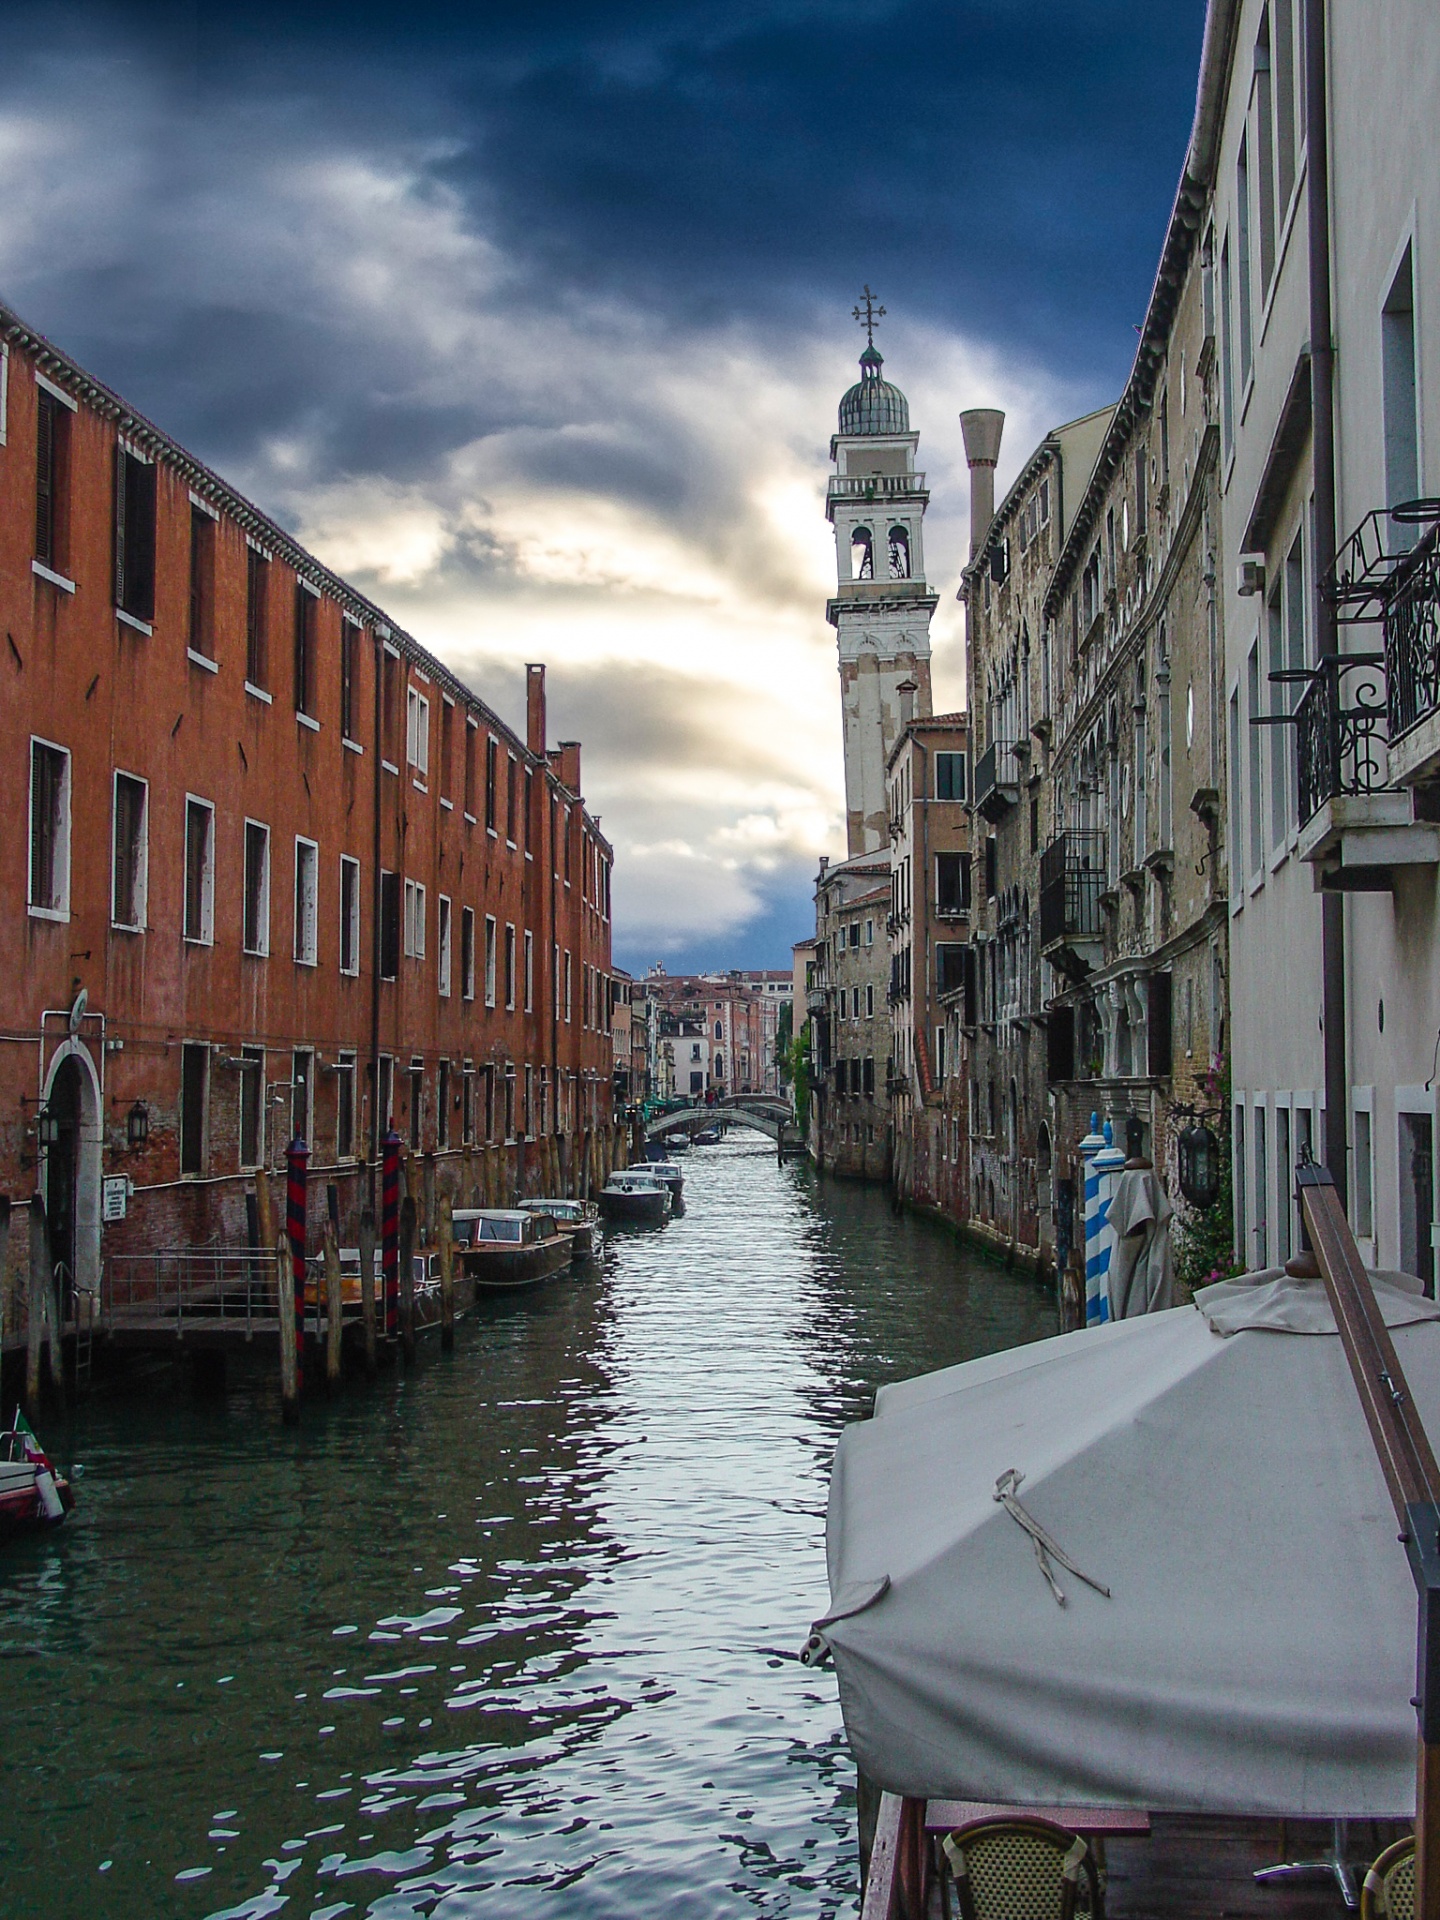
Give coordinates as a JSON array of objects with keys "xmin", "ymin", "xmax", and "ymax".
[{"xmin": 477, "ymin": 1217, "xmax": 524, "ymax": 1242}]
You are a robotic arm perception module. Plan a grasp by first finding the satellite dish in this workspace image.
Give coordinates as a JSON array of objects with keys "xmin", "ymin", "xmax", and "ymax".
[{"xmin": 68, "ymin": 988, "xmax": 88, "ymax": 1033}]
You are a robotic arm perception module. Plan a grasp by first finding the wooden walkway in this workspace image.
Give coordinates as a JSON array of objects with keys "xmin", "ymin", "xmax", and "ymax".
[{"xmin": 1104, "ymin": 1816, "xmax": 1409, "ymax": 1916}]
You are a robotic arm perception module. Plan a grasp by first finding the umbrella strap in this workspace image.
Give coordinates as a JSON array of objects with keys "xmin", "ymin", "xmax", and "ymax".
[{"xmin": 993, "ymin": 1469, "xmax": 1112, "ymax": 1606}]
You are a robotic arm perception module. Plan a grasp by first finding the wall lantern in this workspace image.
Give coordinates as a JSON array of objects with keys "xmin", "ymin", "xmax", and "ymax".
[
  {"xmin": 36, "ymin": 1105, "xmax": 60, "ymax": 1151},
  {"xmin": 126, "ymin": 1100, "xmax": 149, "ymax": 1150},
  {"xmin": 1177, "ymin": 1120, "xmax": 1221, "ymax": 1210}
]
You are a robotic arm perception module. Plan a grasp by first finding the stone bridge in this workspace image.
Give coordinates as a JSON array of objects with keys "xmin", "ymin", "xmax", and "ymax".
[{"xmin": 645, "ymin": 1099, "xmax": 803, "ymax": 1153}]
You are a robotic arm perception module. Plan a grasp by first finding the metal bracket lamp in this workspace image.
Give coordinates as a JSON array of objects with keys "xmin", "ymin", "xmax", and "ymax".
[
  {"xmin": 35, "ymin": 1105, "xmax": 60, "ymax": 1151},
  {"xmin": 126, "ymin": 1100, "xmax": 149, "ymax": 1150},
  {"xmin": 1175, "ymin": 1109, "xmax": 1221, "ymax": 1210}
]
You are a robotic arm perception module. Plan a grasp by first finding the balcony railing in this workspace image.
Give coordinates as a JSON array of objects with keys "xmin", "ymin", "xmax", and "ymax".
[
  {"xmin": 1294, "ymin": 654, "xmax": 1388, "ymax": 826},
  {"xmin": 1386, "ymin": 527, "xmax": 1440, "ymax": 741},
  {"xmin": 826, "ymin": 472, "xmax": 926, "ymax": 499},
  {"xmin": 974, "ymin": 739, "xmax": 1022, "ymax": 822},
  {"xmin": 1039, "ymin": 831, "xmax": 1105, "ymax": 948}
]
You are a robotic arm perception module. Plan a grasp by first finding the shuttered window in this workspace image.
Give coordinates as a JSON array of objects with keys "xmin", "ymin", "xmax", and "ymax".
[{"xmin": 114, "ymin": 445, "xmax": 156, "ymax": 623}]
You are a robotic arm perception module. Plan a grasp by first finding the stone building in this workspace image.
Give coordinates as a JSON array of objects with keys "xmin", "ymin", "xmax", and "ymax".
[
  {"xmin": 810, "ymin": 855, "xmax": 891, "ymax": 1176},
  {"xmin": 961, "ymin": 403, "xmax": 1114, "ymax": 1267},
  {"xmin": 0, "ymin": 301, "xmax": 616, "ymax": 1306}
]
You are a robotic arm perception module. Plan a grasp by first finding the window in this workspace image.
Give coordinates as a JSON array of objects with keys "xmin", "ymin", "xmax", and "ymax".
[
  {"xmin": 866, "ymin": 984, "xmax": 875, "ymax": 1018},
  {"xmin": 851, "ymin": 525, "xmax": 874, "ymax": 581},
  {"xmin": 1236, "ymin": 135, "xmax": 1253, "ymax": 383},
  {"xmin": 524, "ymin": 766, "xmax": 535, "ymax": 855},
  {"xmin": 462, "ymin": 1062, "xmax": 476, "ymax": 1145},
  {"xmin": 524, "ymin": 930, "xmax": 533, "ymax": 1012},
  {"xmin": 403, "ymin": 878, "xmax": 426, "ymax": 959},
  {"xmin": 111, "ymin": 772, "xmax": 148, "ymax": 931},
  {"xmin": 336, "ymin": 1051, "xmax": 356, "ymax": 1160},
  {"xmin": 1247, "ymin": 645, "xmax": 1264, "ymax": 878},
  {"xmin": 437, "ymin": 1059, "xmax": 450, "ymax": 1149},
  {"xmin": 1273, "ymin": 0, "xmax": 1296, "ymax": 216},
  {"xmin": 183, "ymin": 796, "xmax": 215, "ymax": 944},
  {"xmin": 1267, "ymin": 585, "xmax": 1289, "ymax": 851},
  {"xmin": 188, "ymin": 502, "xmax": 215, "ymax": 658},
  {"xmin": 934, "ymin": 752, "xmax": 966, "ymax": 801},
  {"xmin": 181, "ymin": 1042, "xmax": 208, "ymax": 1175},
  {"xmin": 1255, "ymin": 19, "xmax": 1276, "ymax": 296},
  {"xmin": 28, "ymin": 737, "xmax": 70, "ymax": 917},
  {"xmin": 504, "ymin": 923, "xmax": 516, "ymax": 1009},
  {"xmin": 1228, "ymin": 689, "xmax": 1243, "ymax": 899},
  {"xmin": 1354, "ymin": 1104, "xmax": 1375, "ymax": 1239},
  {"xmin": 484, "ymin": 915, "xmax": 497, "ymax": 1007},
  {"xmin": 114, "ymin": 444, "xmax": 156, "ymax": 624},
  {"xmin": 1253, "ymin": 1102, "xmax": 1269, "ymax": 1267},
  {"xmin": 291, "ymin": 1048, "xmax": 313, "ymax": 1146},
  {"xmin": 34, "ymin": 384, "xmax": 72, "ymax": 575},
  {"xmin": 1233, "ymin": 1101, "xmax": 1247, "ymax": 1252},
  {"xmin": 438, "ymin": 895, "xmax": 452, "ymax": 998},
  {"xmin": 440, "ymin": 700, "xmax": 454, "ymax": 801},
  {"xmin": 243, "ymin": 820, "xmax": 270, "ymax": 956},
  {"xmin": 377, "ymin": 1054, "xmax": 394, "ymax": 1133},
  {"xmin": 936, "ymin": 851, "xmax": 971, "ymax": 915},
  {"xmin": 406, "ymin": 685, "xmax": 429, "ymax": 776},
  {"xmin": 379, "ymin": 870, "xmax": 400, "ymax": 980},
  {"xmin": 294, "ymin": 584, "xmax": 317, "ymax": 717},
  {"xmin": 485, "ymin": 736, "xmax": 498, "ymax": 831},
  {"xmin": 461, "ymin": 906, "xmax": 476, "ymax": 1000},
  {"xmin": 1383, "ymin": 246, "xmax": 1419, "ymax": 514},
  {"xmin": 464, "ymin": 720, "xmax": 478, "ymax": 817},
  {"xmin": 936, "ymin": 943, "xmax": 967, "ymax": 996},
  {"xmin": 294, "ymin": 837, "xmax": 318, "ymax": 965},
  {"xmin": 381, "ymin": 648, "xmax": 401, "ymax": 764},
  {"xmin": 341, "ymin": 621, "xmax": 360, "ymax": 741},
  {"xmin": 1275, "ymin": 1104, "xmax": 1292, "ymax": 1264},
  {"xmin": 246, "ymin": 546, "xmax": 269, "ymax": 688},
  {"xmin": 865, "ymin": 919, "xmax": 874, "ymax": 946},
  {"xmin": 565, "ymin": 950, "xmax": 573, "ymax": 1022},
  {"xmin": 409, "ymin": 1060, "xmax": 424, "ymax": 1149},
  {"xmin": 339, "ymin": 856, "xmax": 360, "ymax": 976},
  {"xmin": 1220, "ymin": 235, "xmax": 1235, "ymax": 457},
  {"xmin": 888, "ymin": 525, "xmax": 911, "ymax": 580},
  {"xmin": 239, "ymin": 1046, "xmax": 264, "ymax": 1169},
  {"xmin": 506, "ymin": 755, "xmax": 518, "ymax": 844}
]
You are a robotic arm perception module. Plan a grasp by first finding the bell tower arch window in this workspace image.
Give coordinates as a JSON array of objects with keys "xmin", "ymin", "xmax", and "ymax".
[
  {"xmin": 850, "ymin": 525, "xmax": 874, "ymax": 581},
  {"xmin": 888, "ymin": 525, "xmax": 911, "ymax": 580}
]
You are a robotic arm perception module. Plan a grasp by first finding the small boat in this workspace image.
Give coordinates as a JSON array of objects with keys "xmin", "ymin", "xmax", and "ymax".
[
  {"xmin": 598, "ymin": 1170, "xmax": 671, "ymax": 1225},
  {"xmin": 643, "ymin": 1160, "xmax": 686, "ymax": 1211},
  {"xmin": 0, "ymin": 1416, "xmax": 73, "ymax": 1530},
  {"xmin": 692, "ymin": 1127, "xmax": 722, "ymax": 1146},
  {"xmin": 453, "ymin": 1209, "xmax": 572, "ymax": 1289},
  {"xmin": 517, "ymin": 1198, "xmax": 599, "ymax": 1258}
]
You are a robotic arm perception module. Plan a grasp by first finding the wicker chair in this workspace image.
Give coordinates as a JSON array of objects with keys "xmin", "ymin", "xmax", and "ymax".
[
  {"xmin": 1361, "ymin": 1836, "xmax": 1415, "ymax": 1919},
  {"xmin": 940, "ymin": 1816, "xmax": 1103, "ymax": 1920}
]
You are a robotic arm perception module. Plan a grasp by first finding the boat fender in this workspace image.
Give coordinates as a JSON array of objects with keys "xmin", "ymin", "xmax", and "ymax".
[{"xmin": 34, "ymin": 1469, "xmax": 65, "ymax": 1522}]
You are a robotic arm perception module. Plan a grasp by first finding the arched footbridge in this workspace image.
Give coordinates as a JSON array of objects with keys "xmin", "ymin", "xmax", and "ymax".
[{"xmin": 645, "ymin": 1099, "xmax": 805, "ymax": 1154}]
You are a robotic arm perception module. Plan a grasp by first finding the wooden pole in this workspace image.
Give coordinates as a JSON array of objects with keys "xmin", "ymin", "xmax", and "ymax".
[
  {"xmin": 276, "ymin": 1235, "xmax": 298, "ymax": 1424},
  {"xmin": 422, "ymin": 1151, "xmax": 436, "ymax": 1244},
  {"xmin": 399, "ymin": 1194, "xmax": 417, "ymax": 1363},
  {"xmin": 0, "ymin": 1196, "xmax": 10, "ymax": 1357},
  {"xmin": 254, "ymin": 1170, "xmax": 274, "ymax": 1261},
  {"xmin": 26, "ymin": 1196, "xmax": 46, "ymax": 1416},
  {"xmin": 358, "ymin": 1205, "xmax": 378, "ymax": 1377},
  {"xmin": 323, "ymin": 1220, "xmax": 343, "ymax": 1393},
  {"xmin": 439, "ymin": 1192, "xmax": 455, "ymax": 1351}
]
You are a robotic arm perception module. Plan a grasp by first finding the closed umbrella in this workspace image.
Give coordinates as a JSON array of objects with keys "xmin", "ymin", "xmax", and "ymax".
[{"xmin": 813, "ymin": 1272, "xmax": 1440, "ymax": 1814}]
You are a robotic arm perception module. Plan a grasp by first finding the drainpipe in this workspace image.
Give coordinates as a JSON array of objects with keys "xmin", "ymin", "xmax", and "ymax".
[{"xmin": 1306, "ymin": 0, "xmax": 1347, "ymax": 1207}]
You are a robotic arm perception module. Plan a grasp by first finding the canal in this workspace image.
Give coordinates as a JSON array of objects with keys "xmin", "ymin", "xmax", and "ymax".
[{"xmin": 0, "ymin": 1135, "xmax": 1056, "ymax": 1920}]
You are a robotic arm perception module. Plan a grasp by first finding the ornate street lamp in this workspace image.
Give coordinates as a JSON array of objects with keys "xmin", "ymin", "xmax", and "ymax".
[
  {"xmin": 35, "ymin": 1105, "xmax": 59, "ymax": 1150},
  {"xmin": 126, "ymin": 1100, "xmax": 149, "ymax": 1150},
  {"xmin": 1177, "ymin": 1119, "xmax": 1221, "ymax": 1209}
]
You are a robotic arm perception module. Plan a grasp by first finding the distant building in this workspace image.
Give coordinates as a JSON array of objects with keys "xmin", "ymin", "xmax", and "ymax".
[{"xmin": 811, "ymin": 856, "xmax": 891, "ymax": 1176}]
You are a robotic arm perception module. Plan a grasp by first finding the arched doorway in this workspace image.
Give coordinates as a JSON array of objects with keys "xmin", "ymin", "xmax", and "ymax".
[{"xmin": 44, "ymin": 1041, "xmax": 102, "ymax": 1304}]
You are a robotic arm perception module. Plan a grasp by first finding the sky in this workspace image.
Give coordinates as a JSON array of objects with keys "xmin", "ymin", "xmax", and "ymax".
[{"xmin": 0, "ymin": 0, "xmax": 1207, "ymax": 974}]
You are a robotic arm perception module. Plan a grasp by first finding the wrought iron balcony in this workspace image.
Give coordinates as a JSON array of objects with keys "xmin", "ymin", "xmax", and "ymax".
[
  {"xmin": 973, "ymin": 739, "xmax": 1022, "ymax": 822},
  {"xmin": 1385, "ymin": 525, "xmax": 1440, "ymax": 745},
  {"xmin": 1039, "ymin": 831, "xmax": 1105, "ymax": 954},
  {"xmin": 1295, "ymin": 655, "xmax": 1387, "ymax": 826}
]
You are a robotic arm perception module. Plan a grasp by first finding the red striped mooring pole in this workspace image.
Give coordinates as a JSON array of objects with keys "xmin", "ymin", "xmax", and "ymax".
[
  {"xmin": 286, "ymin": 1136, "xmax": 309, "ymax": 1396},
  {"xmin": 382, "ymin": 1129, "xmax": 401, "ymax": 1339}
]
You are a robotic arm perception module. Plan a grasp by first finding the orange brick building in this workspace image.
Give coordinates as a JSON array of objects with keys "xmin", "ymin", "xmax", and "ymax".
[{"xmin": 0, "ymin": 304, "xmax": 616, "ymax": 1303}]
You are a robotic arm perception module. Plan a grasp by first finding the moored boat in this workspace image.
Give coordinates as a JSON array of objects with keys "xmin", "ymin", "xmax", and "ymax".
[
  {"xmin": 597, "ymin": 1170, "xmax": 670, "ymax": 1225},
  {"xmin": 692, "ymin": 1127, "xmax": 722, "ymax": 1146},
  {"xmin": 642, "ymin": 1160, "xmax": 685, "ymax": 1211},
  {"xmin": 453, "ymin": 1209, "xmax": 572, "ymax": 1288},
  {"xmin": 517, "ymin": 1198, "xmax": 599, "ymax": 1257},
  {"xmin": 0, "ymin": 1416, "xmax": 73, "ymax": 1531}
]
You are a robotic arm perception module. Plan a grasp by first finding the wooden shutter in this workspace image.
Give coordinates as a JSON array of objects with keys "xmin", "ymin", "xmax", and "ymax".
[
  {"xmin": 1148, "ymin": 972, "xmax": 1173, "ymax": 1077},
  {"xmin": 1047, "ymin": 1007, "xmax": 1075, "ymax": 1084}
]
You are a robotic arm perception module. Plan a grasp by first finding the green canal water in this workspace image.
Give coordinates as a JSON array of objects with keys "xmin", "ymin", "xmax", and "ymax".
[{"xmin": 0, "ymin": 1136, "xmax": 1056, "ymax": 1919}]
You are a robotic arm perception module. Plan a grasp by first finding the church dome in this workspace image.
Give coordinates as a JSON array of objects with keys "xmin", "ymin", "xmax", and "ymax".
[{"xmin": 838, "ymin": 345, "xmax": 910, "ymax": 436}]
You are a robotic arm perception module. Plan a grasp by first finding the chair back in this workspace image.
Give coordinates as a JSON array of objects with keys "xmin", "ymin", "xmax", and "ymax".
[
  {"xmin": 942, "ymin": 1817, "xmax": 1098, "ymax": 1920},
  {"xmin": 1362, "ymin": 1837, "xmax": 1415, "ymax": 1920}
]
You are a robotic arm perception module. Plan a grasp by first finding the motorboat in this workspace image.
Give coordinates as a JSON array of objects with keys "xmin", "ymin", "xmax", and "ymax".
[
  {"xmin": 0, "ymin": 1417, "xmax": 72, "ymax": 1530},
  {"xmin": 597, "ymin": 1170, "xmax": 671, "ymax": 1225},
  {"xmin": 517, "ymin": 1198, "xmax": 599, "ymax": 1258},
  {"xmin": 452, "ymin": 1209, "xmax": 572, "ymax": 1288},
  {"xmin": 642, "ymin": 1160, "xmax": 685, "ymax": 1210},
  {"xmin": 692, "ymin": 1127, "xmax": 722, "ymax": 1146}
]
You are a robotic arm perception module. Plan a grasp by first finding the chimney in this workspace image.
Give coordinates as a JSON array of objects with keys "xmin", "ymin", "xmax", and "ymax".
[
  {"xmin": 526, "ymin": 662, "xmax": 547, "ymax": 757},
  {"xmin": 898, "ymin": 678, "xmax": 918, "ymax": 728},
  {"xmin": 960, "ymin": 408, "xmax": 1006, "ymax": 561},
  {"xmin": 556, "ymin": 740, "xmax": 582, "ymax": 794}
]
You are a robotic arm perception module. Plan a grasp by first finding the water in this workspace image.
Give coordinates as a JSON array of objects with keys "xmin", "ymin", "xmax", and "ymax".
[{"xmin": 0, "ymin": 1138, "xmax": 1056, "ymax": 1919}]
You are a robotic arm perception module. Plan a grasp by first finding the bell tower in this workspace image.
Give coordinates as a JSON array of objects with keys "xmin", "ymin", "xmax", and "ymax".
[{"xmin": 827, "ymin": 289, "xmax": 936, "ymax": 857}]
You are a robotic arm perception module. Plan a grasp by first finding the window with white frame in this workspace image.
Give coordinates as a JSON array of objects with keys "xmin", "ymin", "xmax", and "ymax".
[
  {"xmin": 406, "ymin": 686, "xmax": 430, "ymax": 776},
  {"xmin": 461, "ymin": 906, "xmax": 475, "ymax": 1001},
  {"xmin": 183, "ymin": 795, "xmax": 215, "ymax": 944},
  {"xmin": 336, "ymin": 1050, "xmax": 357, "ymax": 1159},
  {"xmin": 112, "ymin": 771, "xmax": 148, "ymax": 931},
  {"xmin": 294, "ymin": 837, "xmax": 319, "ymax": 965},
  {"xmin": 564, "ymin": 949, "xmax": 573, "ymax": 1022},
  {"xmin": 29, "ymin": 738, "xmax": 71, "ymax": 920},
  {"xmin": 339, "ymin": 855, "xmax": 360, "ymax": 975},
  {"xmin": 438, "ymin": 894, "xmax": 452, "ymax": 997},
  {"xmin": 243, "ymin": 820, "xmax": 270, "ymax": 956},
  {"xmin": 504, "ymin": 923, "xmax": 516, "ymax": 1009},
  {"xmin": 403, "ymin": 878, "xmax": 426, "ymax": 959},
  {"xmin": 1353, "ymin": 1094, "xmax": 1375, "ymax": 1241},
  {"xmin": 484, "ymin": 914, "xmax": 497, "ymax": 1007},
  {"xmin": 523, "ymin": 929, "xmax": 533, "ymax": 1012}
]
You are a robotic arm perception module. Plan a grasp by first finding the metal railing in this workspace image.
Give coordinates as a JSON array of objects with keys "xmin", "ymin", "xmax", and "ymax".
[
  {"xmin": 1386, "ymin": 527, "xmax": 1440, "ymax": 741},
  {"xmin": 973, "ymin": 740, "xmax": 1022, "ymax": 819},
  {"xmin": 1294, "ymin": 655, "xmax": 1388, "ymax": 825},
  {"xmin": 1039, "ymin": 831, "xmax": 1105, "ymax": 947},
  {"xmin": 103, "ymin": 1248, "xmax": 300, "ymax": 1334}
]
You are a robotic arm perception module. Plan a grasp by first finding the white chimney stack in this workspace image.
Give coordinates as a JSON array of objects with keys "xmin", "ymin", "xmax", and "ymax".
[{"xmin": 960, "ymin": 408, "xmax": 1006, "ymax": 561}]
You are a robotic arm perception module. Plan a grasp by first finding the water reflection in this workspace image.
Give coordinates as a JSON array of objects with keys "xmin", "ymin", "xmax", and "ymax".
[{"xmin": 0, "ymin": 1137, "xmax": 1054, "ymax": 1919}]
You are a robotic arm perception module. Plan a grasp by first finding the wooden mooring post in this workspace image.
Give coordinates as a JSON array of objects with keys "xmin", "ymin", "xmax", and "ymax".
[
  {"xmin": 358, "ymin": 1206, "xmax": 378, "ymax": 1377},
  {"xmin": 0, "ymin": 1197, "xmax": 10, "ymax": 1355},
  {"xmin": 25, "ymin": 1195, "xmax": 47, "ymax": 1416},
  {"xmin": 276, "ymin": 1234, "xmax": 299, "ymax": 1424},
  {"xmin": 323, "ymin": 1221, "xmax": 343, "ymax": 1393},
  {"xmin": 399, "ymin": 1194, "xmax": 417, "ymax": 1363},
  {"xmin": 439, "ymin": 1193, "xmax": 455, "ymax": 1351}
]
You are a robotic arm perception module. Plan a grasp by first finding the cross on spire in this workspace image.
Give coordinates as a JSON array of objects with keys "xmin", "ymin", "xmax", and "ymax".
[{"xmin": 852, "ymin": 285, "xmax": 885, "ymax": 349}]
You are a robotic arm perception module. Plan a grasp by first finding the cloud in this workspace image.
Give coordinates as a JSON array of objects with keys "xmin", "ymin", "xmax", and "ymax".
[{"xmin": 0, "ymin": 3, "xmax": 1199, "ymax": 963}]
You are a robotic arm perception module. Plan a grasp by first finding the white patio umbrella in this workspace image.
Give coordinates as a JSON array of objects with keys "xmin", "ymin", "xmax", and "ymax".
[{"xmin": 813, "ymin": 1271, "xmax": 1440, "ymax": 1815}]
